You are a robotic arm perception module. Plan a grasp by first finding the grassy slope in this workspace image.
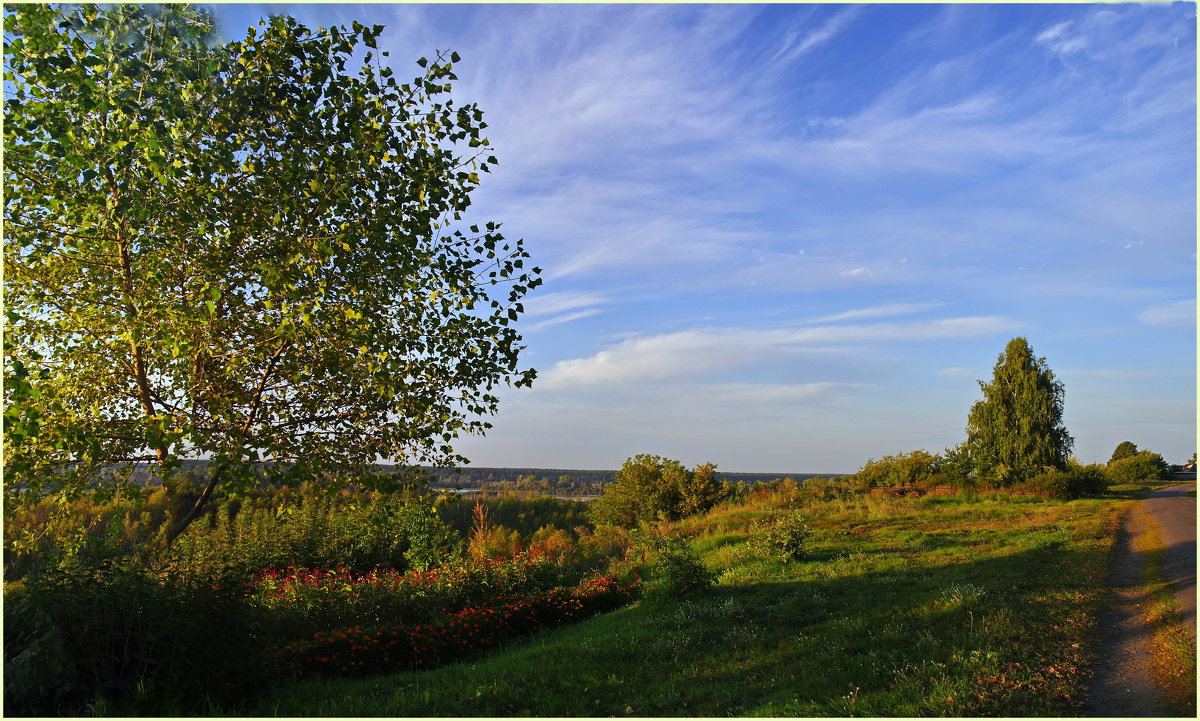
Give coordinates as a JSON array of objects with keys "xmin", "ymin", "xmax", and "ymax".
[{"xmin": 227, "ymin": 491, "xmax": 1121, "ymax": 717}]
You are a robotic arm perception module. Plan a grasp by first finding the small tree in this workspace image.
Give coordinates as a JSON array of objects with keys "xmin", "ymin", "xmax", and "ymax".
[
  {"xmin": 588, "ymin": 455, "xmax": 725, "ymax": 528},
  {"xmin": 3, "ymin": 5, "xmax": 540, "ymax": 544},
  {"xmin": 965, "ymin": 338, "xmax": 1073, "ymax": 487},
  {"xmin": 1108, "ymin": 441, "xmax": 1140, "ymax": 465},
  {"xmin": 1107, "ymin": 451, "xmax": 1169, "ymax": 484}
]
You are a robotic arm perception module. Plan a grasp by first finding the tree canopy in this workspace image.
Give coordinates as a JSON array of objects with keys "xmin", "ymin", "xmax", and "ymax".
[
  {"xmin": 1107, "ymin": 441, "xmax": 1139, "ymax": 465},
  {"xmin": 1106, "ymin": 450, "xmax": 1169, "ymax": 483},
  {"xmin": 965, "ymin": 337, "xmax": 1073, "ymax": 487},
  {"xmin": 589, "ymin": 455, "xmax": 727, "ymax": 528},
  {"xmin": 3, "ymin": 4, "xmax": 540, "ymax": 542}
]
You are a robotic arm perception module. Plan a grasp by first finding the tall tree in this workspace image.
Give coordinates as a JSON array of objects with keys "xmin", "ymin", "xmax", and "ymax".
[
  {"xmin": 1108, "ymin": 441, "xmax": 1139, "ymax": 465},
  {"xmin": 965, "ymin": 337, "xmax": 1073, "ymax": 487},
  {"xmin": 3, "ymin": 4, "xmax": 540, "ymax": 544}
]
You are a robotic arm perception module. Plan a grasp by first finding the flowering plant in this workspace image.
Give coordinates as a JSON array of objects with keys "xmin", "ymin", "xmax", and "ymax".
[{"xmin": 275, "ymin": 574, "xmax": 638, "ymax": 677}]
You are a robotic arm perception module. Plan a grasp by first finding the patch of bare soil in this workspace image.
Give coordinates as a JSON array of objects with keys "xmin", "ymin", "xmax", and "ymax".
[{"xmin": 1083, "ymin": 508, "xmax": 1181, "ymax": 717}]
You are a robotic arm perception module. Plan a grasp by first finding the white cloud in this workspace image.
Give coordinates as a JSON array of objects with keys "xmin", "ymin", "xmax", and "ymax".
[
  {"xmin": 522, "ymin": 290, "xmax": 606, "ymax": 317},
  {"xmin": 540, "ymin": 316, "xmax": 1017, "ymax": 389},
  {"xmin": 704, "ymin": 382, "xmax": 871, "ymax": 407},
  {"xmin": 809, "ymin": 302, "xmax": 942, "ymax": 323},
  {"xmin": 524, "ymin": 309, "xmax": 602, "ymax": 332},
  {"xmin": 1035, "ymin": 21, "xmax": 1087, "ymax": 56},
  {"xmin": 1137, "ymin": 299, "xmax": 1196, "ymax": 329},
  {"xmin": 771, "ymin": 5, "xmax": 863, "ymax": 66}
]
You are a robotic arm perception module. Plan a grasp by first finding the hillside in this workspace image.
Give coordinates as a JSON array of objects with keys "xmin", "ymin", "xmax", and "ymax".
[{"xmin": 222, "ymin": 487, "xmax": 1125, "ymax": 717}]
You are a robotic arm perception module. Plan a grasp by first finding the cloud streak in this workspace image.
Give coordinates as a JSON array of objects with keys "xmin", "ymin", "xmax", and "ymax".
[{"xmin": 540, "ymin": 316, "xmax": 1017, "ymax": 389}]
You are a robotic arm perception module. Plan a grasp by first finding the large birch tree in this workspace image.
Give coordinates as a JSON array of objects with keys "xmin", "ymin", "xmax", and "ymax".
[{"xmin": 3, "ymin": 4, "xmax": 540, "ymax": 543}]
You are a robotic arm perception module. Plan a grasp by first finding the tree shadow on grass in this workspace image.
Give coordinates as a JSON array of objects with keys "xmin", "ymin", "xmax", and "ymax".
[{"xmin": 243, "ymin": 541, "xmax": 1112, "ymax": 718}]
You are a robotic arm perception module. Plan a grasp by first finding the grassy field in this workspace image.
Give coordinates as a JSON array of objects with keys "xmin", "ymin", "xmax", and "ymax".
[{"xmin": 220, "ymin": 490, "xmax": 1123, "ymax": 717}]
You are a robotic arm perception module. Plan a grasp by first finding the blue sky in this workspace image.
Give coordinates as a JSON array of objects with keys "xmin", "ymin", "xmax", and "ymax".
[{"xmin": 213, "ymin": 3, "xmax": 1196, "ymax": 473}]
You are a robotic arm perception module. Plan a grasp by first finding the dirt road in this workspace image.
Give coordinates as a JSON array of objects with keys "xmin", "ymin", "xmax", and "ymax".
[
  {"xmin": 1140, "ymin": 482, "xmax": 1196, "ymax": 636},
  {"xmin": 1084, "ymin": 482, "xmax": 1196, "ymax": 716}
]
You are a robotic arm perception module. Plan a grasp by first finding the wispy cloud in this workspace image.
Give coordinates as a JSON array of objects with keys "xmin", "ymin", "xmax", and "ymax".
[
  {"xmin": 1138, "ymin": 299, "xmax": 1196, "ymax": 329},
  {"xmin": 1035, "ymin": 20, "xmax": 1087, "ymax": 56},
  {"xmin": 809, "ymin": 302, "xmax": 942, "ymax": 323},
  {"xmin": 937, "ymin": 367, "xmax": 975, "ymax": 378},
  {"xmin": 540, "ymin": 317, "xmax": 1016, "ymax": 389},
  {"xmin": 771, "ymin": 5, "xmax": 863, "ymax": 66},
  {"xmin": 705, "ymin": 382, "xmax": 871, "ymax": 408}
]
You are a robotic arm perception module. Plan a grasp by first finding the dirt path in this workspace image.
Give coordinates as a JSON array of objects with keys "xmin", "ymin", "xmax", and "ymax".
[
  {"xmin": 1084, "ymin": 507, "xmax": 1174, "ymax": 717},
  {"xmin": 1084, "ymin": 484, "xmax": 1197, "ymax": 718},
  {"xmin": 1140, "ymin": 482, "xmax": 1196, "ymax": 636}
]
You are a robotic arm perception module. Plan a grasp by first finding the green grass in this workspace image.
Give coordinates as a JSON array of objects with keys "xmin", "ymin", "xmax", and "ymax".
[
  {"xmin": 1105, "ymin": 483, "xmax": 1154, "ymax": 499},
  {"xmin": 214, "ymin": 492, "xmax": 1122, "ymax": 717}
]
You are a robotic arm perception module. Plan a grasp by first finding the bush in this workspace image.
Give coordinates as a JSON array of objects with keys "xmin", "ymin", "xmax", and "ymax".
[
  {"xmin": 644, "ymin": 537, "xmax": 714, "ymax": 598},
  {"xmin": 852, "ymin": 449, "xmax": 942, "ymax": 489},
  {"xmin": 751, "ymin": 510, "xmax": 811, "ymax": 562},
  {"xmin": 589, "ymin": 454, "xmax": 726, "ymax": 528},
  {"xmin": 1107, "ymin": 451, "xmax": 1169, "ymax": 484},
  {"xmin": 1022, "ymin": 463, "xmax": 1107, "ymax": 499}
]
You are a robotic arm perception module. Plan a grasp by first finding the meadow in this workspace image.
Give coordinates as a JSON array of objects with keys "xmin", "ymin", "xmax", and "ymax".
[
  {"xmin": 9, "ymin": 475, "xmax": 1193, "ymax": 717},
  {"xmin": 228, "ymin": 486, "xmax": 1123, "ymax": 716}
]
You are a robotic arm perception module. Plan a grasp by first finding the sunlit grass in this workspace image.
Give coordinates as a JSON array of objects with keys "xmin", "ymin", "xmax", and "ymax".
[{"xmin": 216, "ymin": 491, "xmax": 1122, "ymax": 717}]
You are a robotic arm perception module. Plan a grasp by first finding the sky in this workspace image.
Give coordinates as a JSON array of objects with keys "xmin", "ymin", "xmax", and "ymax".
[{"xmin": 211, "ymin": 2, "xmax": 1196, "ymax": 473}]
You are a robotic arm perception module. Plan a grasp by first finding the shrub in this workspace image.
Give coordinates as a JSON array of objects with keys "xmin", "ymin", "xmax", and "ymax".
[
  {"xmin": 644, "ymin": 537, "xmax": 714, "ymax": 598},
  {"xmin": 1021, "ymin": 463, "xmax": 1107, "ymax": 499},
  {"xmin": 589, "ymin": 454, "xmax": 726, "ymax": 528},
  {"xmin": 1107, "ymin": 451, "xmax": 1169, "ymax": 484},
  {"xmin": 852, "ymin": 449, "xmax": 942, "ymax": 489},
  {"xmin": 751, "ymin": 510, "xmax": 811, "ymax": 562}
]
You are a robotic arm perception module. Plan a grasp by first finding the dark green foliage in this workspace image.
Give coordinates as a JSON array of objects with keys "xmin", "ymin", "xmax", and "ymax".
[
  {"xmin": 751, "ymin": 510, "xmax": 811, "ymax": 561},
  {"xmin": 1108, "ymin": 441, "xmax": 1140, "ymax": 465},
  {"xmin": 589, "ymin": 454, "xmax": 728, "ymax": 528},
  {"xmin": 3, "ymin": 3, "xmax": 539, "ymax": 540},
  {"xmin": 938, "ymin": 442, "xmax": 975, "ymax": 488},
  {"xmin": 643, "ymin": 536, "xmax": 715, "ymax": 599},
  {"xmin": 1021, "ymin": 463, "xmax": 1108, "ymax": 499},
  {"xmin": 438, "ymin": 494, "xmax": 591, "ymax": 538},
  {"xmin": 966, "ymin": 338, "xmax": 1073, "ymax": 487},
  {"xmin": 3, "ymin": 560, "xmax": 269, "ymax": 716},
  {"xmin": 162, "ymin": 490, "xmax": 463, "ymax": 581},
  {"xmin": 1106, "ymin": 451, "xmax": 1169, "ymax": 483},
  {"xmin": 274, "ymin": 576, "xmax": 638, "ymax": 679}
]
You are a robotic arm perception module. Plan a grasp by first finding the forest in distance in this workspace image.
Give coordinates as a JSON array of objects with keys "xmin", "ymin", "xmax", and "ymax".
[{"xmin": 102, "ymin": 459, "xmax": 846, "ymax": 497}]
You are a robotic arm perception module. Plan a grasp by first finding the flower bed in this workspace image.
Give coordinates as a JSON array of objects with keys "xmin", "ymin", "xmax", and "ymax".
[
  {"xmin": 275, "ymin": 575, "xmax": 638, "ymax": 677},
  {"xmin": 250, "ymin": 550, "xmax": 570, "ymax": 630}
]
